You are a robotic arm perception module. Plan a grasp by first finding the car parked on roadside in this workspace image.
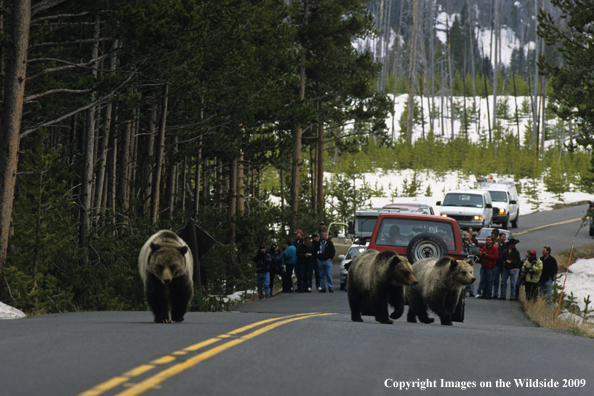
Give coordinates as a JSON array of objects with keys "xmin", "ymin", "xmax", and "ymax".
[
  {"xmin": 338, "ymin": 244, "xmax": 368, "ymax": 290},
  {"xmin": 475, "ymin": 228, "xmax": 513, "ymax": 247}
]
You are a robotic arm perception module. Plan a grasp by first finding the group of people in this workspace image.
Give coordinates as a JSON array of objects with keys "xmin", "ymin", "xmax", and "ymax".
[
  {"xmin": 252, "ymin": 222, "xmax": 336, "ymax": 299},
  {"xmin": 463, "ymin": 228, "xmax": 558, "ymax": 302}
]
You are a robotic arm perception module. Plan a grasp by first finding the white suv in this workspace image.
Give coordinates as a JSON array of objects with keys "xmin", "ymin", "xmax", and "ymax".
[
  {"xmin": 476, "ymin": 178, "xmax": 520, "ymax": 229},
  {"xmin": 436, "ymin": 189, "xmax": 493, "ymax": 230}
]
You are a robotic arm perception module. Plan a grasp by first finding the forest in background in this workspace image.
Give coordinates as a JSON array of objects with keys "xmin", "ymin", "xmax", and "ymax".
[{"xmin": 0, "ymin": 0, "xmax": 592, "ymax": 315}]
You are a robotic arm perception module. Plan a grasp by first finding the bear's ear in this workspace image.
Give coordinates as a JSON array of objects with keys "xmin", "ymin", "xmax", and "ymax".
[
  {"xmin": 150, "ymin": 242, "xmax": 160, "ymax": 252},
  {"xmin": 448, "ymin": 258, "xmax": 458, "ymax": 271},
  {"xmin": 178, "ymin": 246, "xmax": 189, "ymax": 256},
  {"xmin": 388, "ymin": 255, "xmax": 402, "ymax": 271}
]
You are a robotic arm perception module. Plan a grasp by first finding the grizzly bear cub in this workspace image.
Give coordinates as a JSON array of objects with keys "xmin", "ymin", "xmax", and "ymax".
[
  {"xmin": 348, "ymin": 249, "xmax": 418, "ymax": 324},
  {"xmin": 139, "ymin": 230, "xmax": 193, "ymax": 323},
  {"xmin": 405, "ymin": 257, "xmax": 475, "ymax": 326}
]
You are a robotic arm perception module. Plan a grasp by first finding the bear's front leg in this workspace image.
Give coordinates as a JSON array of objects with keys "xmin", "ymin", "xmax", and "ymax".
[
  {"xmin": 371, "ymin": 296, "xmax": 393, "ymax": 324},
  {"xmin": 146, "ymin": 274, "xmax": 171, "ymax": 323},
  {"xmin": 431, "ymin": 303, "xmax": 453, "ymax": 326},
  {"xmin": 408, "ymin": 298, "xmax": 434, "ymax": 324},
  {"xmin": 347, "ymin": 285, "xmax": 364, "ymax": 322},
  {"xmin": 170, "ymin": 277, "xmax": 193, "ymax": 322}
]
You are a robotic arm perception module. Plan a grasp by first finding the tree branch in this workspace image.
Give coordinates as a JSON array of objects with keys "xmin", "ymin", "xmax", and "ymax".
[
  {"xmin": 29, "ymin": 37, "xmax": 113, "ymax": 49},
  {"xmin": 21, "ymin": 69, "xmax": 138, "ymax": 138},
  {"xmin": 32, "ymin": 11, "xmax": 92, "ymax": 23},
  {"xmin": 27, "ymin": 52, "xmax": 113, "ymax": 81},
  {"xmin": 25, "ymin": 88, "xmax": 92, "ymax": 103},
  {"xmin": 32, "ymin": 0, "xmax": 71, "ymax": 16}
]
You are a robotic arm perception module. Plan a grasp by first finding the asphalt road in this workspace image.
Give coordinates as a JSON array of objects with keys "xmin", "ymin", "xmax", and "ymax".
[{"xmin": 1, "ymin": 204, "xmax": 593, "ymax": 396}]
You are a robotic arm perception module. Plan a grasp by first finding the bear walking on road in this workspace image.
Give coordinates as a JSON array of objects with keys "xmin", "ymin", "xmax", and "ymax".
[
  {"xmin": 405, "ymin": 257, "xmax": 475, "ymax": 326},
  {"xmin": 139, "ymin": 230, "xmax": 194, "ymax": 323},
  {"xmin": 348, "ymin": 249, "xmax": 418, "ymax": 324}
]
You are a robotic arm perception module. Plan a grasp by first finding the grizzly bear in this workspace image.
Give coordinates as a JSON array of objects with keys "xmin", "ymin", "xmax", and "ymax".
[
  {"xmin": 348, "ymin": 249, "xmax": 418, "ymax": 324},
  {"xmin": 139, "ymin": 230, "xmax": 194, "ymax": 323},
  {"xmin": 405, "ymin": 257, "xmax": 475, "ymax": 326}
]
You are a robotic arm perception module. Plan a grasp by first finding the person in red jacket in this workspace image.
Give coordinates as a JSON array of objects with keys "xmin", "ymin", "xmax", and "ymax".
[{"xmin": 477, "ymin": 236, "xmax": 499, "ymax": 299}]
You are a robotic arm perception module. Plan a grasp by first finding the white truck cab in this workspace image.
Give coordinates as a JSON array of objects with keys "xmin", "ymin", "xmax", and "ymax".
[
  {"xmin": 436, "ymin": 189, "xmax": 493, "ymax": 230},
  {"xmin": 476, "ymin": 177, "xmax": 520, "ymax": 229}
]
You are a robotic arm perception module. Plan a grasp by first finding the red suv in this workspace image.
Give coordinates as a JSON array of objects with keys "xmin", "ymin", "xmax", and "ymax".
[{"xmin": 368, "ymin": 212, "xmax": 465, "ymax": 263}]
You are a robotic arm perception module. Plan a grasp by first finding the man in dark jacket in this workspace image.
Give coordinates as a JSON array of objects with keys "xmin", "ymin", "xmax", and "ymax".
[
  {"xmin": 539, "ymin": 246, "xmax": 558, "ymax": 301},
  {"xmin": 493, "ymin": 232, "xmax": 508, "ymax": 298},
  {"xmin": 499, "ymin": 238, "xmax": 521, "ymax": 300},
  {"xmin": 312, "ymin": 231, "xmax": 336, "ymax": 292},
  {"xmin": 269, "ymin": 242, "xmax": 284, "ymax": 293},
  {"xmin": 253, "ymin": 245, "xmax": 272, "ymax": 299},
  {"xmin": 296, "ymin": 236, "xmax": 314, "ymax": 292}
]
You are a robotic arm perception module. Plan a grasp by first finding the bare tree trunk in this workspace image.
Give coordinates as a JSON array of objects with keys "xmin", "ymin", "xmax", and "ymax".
[
  {"xmin": 151, "ymin": 84, "xmax": 169, "ymax": 224},
  {"xmin": 316, "ymin": 117, "xmax": 324, "ymax": 214},
  {"xmin": 164, "ymin": 135, "xmax": 178, "ymax": 220},
  {"xmin": 406, "ymin": 0, "xmax": 419, "ymax": 141},
  {"xmin": 143, "ymin": 103, "xmax": 157, "ymax": 215},
  {"xmin": 237, "ymin": 150, "xmax": 244, "ymax": 216},
  {"xmin": 194, "ymin": 142, "xmax": 202, "ymax": 216},
  {"xmin": 0, "ymin": 0, "xmax": 31, "ymax": 298},
  {"xmin": 79, "ymin": 13, "xmax": 100, "ymax": 249}
]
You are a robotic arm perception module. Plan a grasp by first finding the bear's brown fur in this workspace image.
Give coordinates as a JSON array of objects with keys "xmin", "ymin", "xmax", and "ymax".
[
  {"xmin": 405, "ymin": 257, "xmax": 475, "ymax": 326},
  {"xmin": 348, "ymin": 249, "xmax": 417, "ymax": 324},
  {"xmin": 139, "ymin": 230, "xmax": 193, "ymax": 323}
]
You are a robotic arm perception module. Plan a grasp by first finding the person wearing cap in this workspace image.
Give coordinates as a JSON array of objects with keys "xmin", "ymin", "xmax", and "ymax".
[
  {"xmin": 282, "ymin": 238, "xmax": 297, "ymax": 292},
  {"xmin": 538, "ymin": 247, "xmax": 558, "ymax": 301},
  {"xmin": 293, "ymin": 229, "xmax": 304, "ymax": 248},
  {"xmin": 521, "ymin": 250, "xmax": 543, "ymax": 301},
  {"xmin": 499, "ymin": 238, "xmax": 521, "ymax": 300},
  {"xmin": 318, "ymin": 222, "xmax": 326, "ymax": 235},
  {"xmin": 477, "ymin": 236, "xmax": 498, "ymax": 299},
  {"xmin": 269, "ymin": 242, "xmax": 284, "ymax": 293},
  {"xmin": 253, "ymin": 245, "xmax": 271, "ymax": 299}
]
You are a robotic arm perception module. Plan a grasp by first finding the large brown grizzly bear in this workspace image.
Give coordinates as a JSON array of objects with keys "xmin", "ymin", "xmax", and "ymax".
[
  {"xmin": 347, "ymin": 249, "xmax": 418, "ymax": 324},
  {"xmin": 405, "ymin": 257, "xmax": 475, "ymax": 326},
  {"xmin": 139, "ymin": 230, "xmax": 193, "ymax": 323}
]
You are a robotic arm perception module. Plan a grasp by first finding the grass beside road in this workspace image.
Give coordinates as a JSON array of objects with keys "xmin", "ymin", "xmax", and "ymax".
[{"xmin": 520, "ymin": 242, "xmax": 594, "ymax": 338}]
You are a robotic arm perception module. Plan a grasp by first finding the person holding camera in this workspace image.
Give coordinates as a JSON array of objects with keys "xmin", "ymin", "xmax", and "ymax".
[
  {"xmin": 253, "ymin": 245, "xmax": 272, "ymax": 299},
  {"xmin": 477, "ymin": 236, "xmax": 499, "ymax": 299},
  {"xmin": 521, "ymin": 250, "xmax": 543, "ymax": 301},
  {"xmin": 499, "ymin": 238, "xmax": 521, "ymax": 300}
]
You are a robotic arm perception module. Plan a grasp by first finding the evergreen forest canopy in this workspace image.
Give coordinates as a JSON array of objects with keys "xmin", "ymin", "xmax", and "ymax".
[{"xmin": 0, "ymin": 0, "xmax": 591, "ymax": 315}]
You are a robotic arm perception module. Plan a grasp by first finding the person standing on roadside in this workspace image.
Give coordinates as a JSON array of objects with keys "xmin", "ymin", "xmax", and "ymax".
[
  {"xmin": 499, "ymin": 238, "xmax": 521, "ymax": 300},
  {"xmin": 282, "ymin": 238, "xmax": 297, "ymax": 293},
  {"xmin": 313, "ymin": 231, "xmax": 336, "ymax": 293},
  {"xmin": 253, "ymin": 245, "xmax": 271, "ymax": 299},
  {"xmin": 296, "ymin": 236, "xmax": 314, "ymax": 293},
  {"xmin": 477, "ymin": 236, "xmax": 499, "ymax": 299},
  {"xmin": 269, "ymin": 242, "xmax": 284, "ymax": 294},
  {"xmin": 468, "ymin": 227, "xmax": 479, "ymax": 246},
  {"xmin": 538, "ymin": 246, "xmax": 558, "ymax": 301},
  {"xmin": 522, "ymin": 250, "xmax": 543, "ymax": 301},
  {"xmin": 311, "ymin": 233, "xmax": 321, "ymax": 291},
  {"xmin": 318, "ymin": 222, "xmax": 326, "ymax": 235},
  {"xmin": 492, "ymin": 232, "xmax": 507, "ymax": 299}
]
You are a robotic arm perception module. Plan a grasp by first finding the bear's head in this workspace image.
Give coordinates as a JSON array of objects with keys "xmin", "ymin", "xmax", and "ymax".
[
  {"xmin": 149, "ymin": 243, "xmax": 189, "ymax": 284},
  {"xmin": 378, "ymin": 250, "xmax": 418, "ymax": 286},
  {"xmin": 438, "ymin": 257, "xmax": 475, "ymax": 286}
]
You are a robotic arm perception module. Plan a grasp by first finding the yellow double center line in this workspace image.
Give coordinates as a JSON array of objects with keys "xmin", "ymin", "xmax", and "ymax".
[
  {"xmin": 78, "ymin": 313, "xmax": 334, "ymax": 396},
  {"xmin": 513, "ymin": 218, "xmax": 581, "ymax": 236}
]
